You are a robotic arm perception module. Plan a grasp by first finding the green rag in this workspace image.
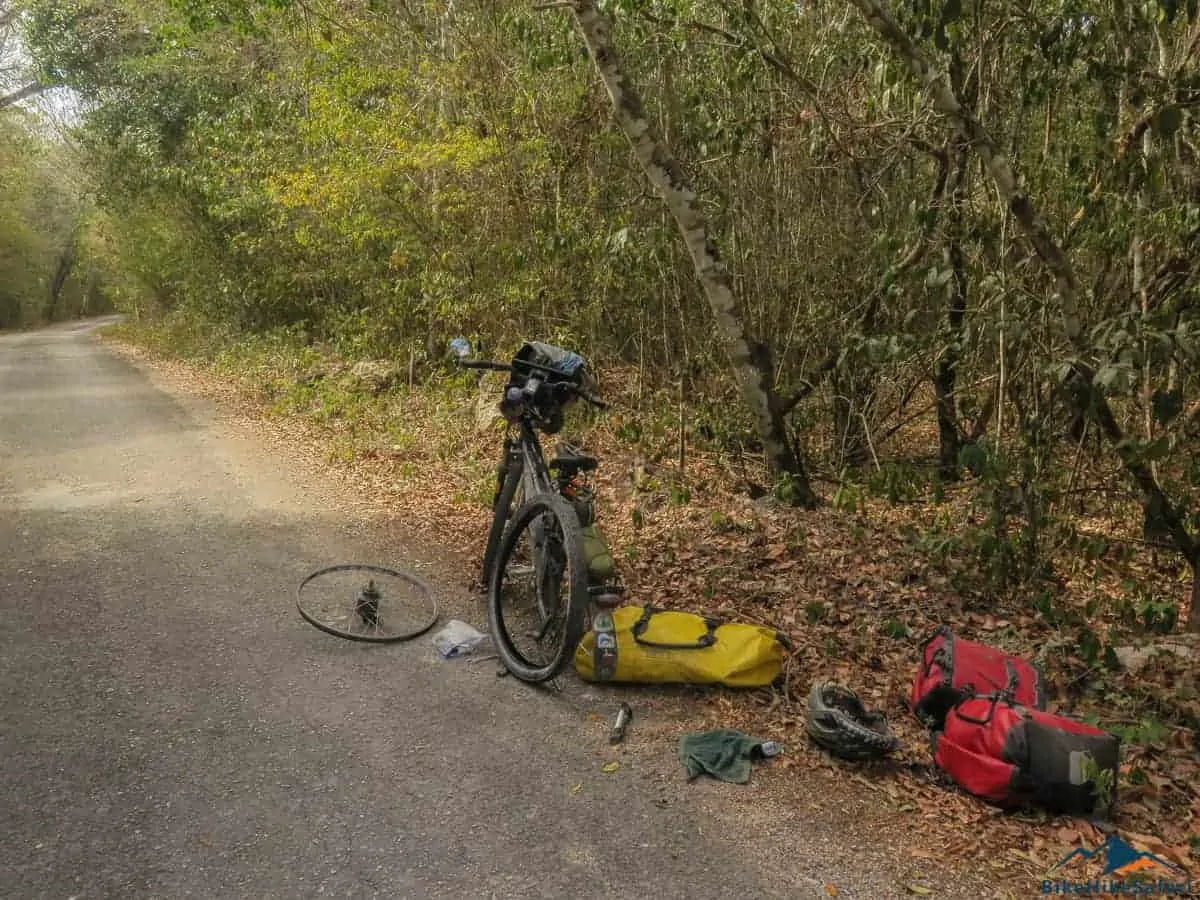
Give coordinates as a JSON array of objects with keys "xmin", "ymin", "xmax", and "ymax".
[{"xmin": 677, "ymin": 728, "xmax": 766, "ymax": 784}]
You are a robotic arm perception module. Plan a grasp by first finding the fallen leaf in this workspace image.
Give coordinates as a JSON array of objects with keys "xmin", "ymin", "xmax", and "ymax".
[
  {"xmin": 1007, "ymin": 849, "xmax": 1040, "ymax": 865},
  {"xmin": 1168, "ymin": 845, "xmax": 1195, "ymax": 867},
  {"xmin": 905, "ymin": 885, "xmax": 933, "ymax": 895},
  {"xmin": 1123, "ymin": 832, "xmax": 1191, "ymax": 868},
  {"xmin": 570, "ymin": 783, "xmax": 583, "ymax": 795},
  {"xmin": 824, "ymin": 885, "xmax": 838, "ymax": 897},
  {"xmin": 601, "ymin": 761, "xmax": 620, "ymax": 774}
]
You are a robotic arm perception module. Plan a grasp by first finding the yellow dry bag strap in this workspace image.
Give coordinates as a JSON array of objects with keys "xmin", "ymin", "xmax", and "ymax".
[{"xmin": 631, "ymin": 606, "xmax": 722, "ymax": 650}]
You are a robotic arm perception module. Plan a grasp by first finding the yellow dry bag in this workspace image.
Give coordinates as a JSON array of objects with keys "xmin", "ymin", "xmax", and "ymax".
[{"xmin": 574, "ymin": 605, "xmax": 790, "ymax": 688}]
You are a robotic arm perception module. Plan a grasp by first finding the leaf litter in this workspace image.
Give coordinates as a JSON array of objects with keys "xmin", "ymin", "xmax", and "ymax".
[{"xmin": 104, "ymin": 336, "xmax": 1200, "ymax": 892}]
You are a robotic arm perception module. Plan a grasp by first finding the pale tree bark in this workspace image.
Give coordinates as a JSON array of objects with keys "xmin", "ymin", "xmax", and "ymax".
[
  {"xmin": 845, "ymin": 0, "xmax": 1200, "ymax": 629},
  {"xmin": 0, "ymin": 81, "xmax": 44, "ymax": 110},
  {"xmin": 1, "ymin": 2, "xmax": 44, "ymax": 111},
  {"xmin": 564, "ymin": 0, "xmax": 818, "ymax": 506}
]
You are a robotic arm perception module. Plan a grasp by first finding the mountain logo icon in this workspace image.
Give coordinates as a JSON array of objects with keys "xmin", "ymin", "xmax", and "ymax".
[{"xmin": 1052, "ymin": 834, "xmax": 1186, "ymax": 878}]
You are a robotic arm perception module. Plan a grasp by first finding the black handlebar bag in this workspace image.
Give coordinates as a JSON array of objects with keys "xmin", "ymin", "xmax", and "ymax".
[{"xmin": 508, "ymin": 341, "xmax": 597, "ymax": 434}]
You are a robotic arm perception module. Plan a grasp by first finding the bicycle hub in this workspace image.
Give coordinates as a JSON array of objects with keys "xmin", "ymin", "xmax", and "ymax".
[{"xmin": 355, "ymin": 579, "xmax": 382, "ymax": 627}]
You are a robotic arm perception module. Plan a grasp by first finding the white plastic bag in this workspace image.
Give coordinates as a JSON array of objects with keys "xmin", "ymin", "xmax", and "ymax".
[{"xmin": 432, "ymin": 620, "xmax": 489, "ymax": 658}]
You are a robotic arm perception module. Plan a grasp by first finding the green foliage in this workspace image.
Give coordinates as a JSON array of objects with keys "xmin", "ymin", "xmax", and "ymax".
[
  {"xmin": 1080, "ymin": 753, "xmax": 1116, "ymax": 812},
  {"xmin": 831, "ymin": 474, "xmax": 865, "ymax": 514},
  {"xmin": 0, "ymin": 115, "xmax": 104, "ymax": 327},
  {"xmin": 11, "ymin": 0, "xmax": 1200, "ymax": 629},
  {"xmin": 880, "ymin": 618, "xmax": 912, "ymax": 639},
  {"xmin": 1108, "ymin": 717, "xmax": 1173, "ymax": 746},
  {"xmin": 865, "ymin": 462, "xmax": 929, "ymax": 503}
]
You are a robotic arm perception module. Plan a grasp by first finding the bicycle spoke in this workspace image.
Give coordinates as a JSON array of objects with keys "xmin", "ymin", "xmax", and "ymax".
[{"xmin": 297, "ymin": 565, "xmax": 439, "ymax": 643}]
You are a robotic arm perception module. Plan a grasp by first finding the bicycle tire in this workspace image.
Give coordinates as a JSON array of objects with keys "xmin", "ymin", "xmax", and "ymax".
[
  {"xmin": 296, "ymin": 564, "xmax": 440, "ymax": 643},
  {"xmin": 480, "ymin": 462, "xmax": 523, "ymax": 590},
  {"xmin": 488, "ymin": 493, "xmax": 589, "ymax": 683}
]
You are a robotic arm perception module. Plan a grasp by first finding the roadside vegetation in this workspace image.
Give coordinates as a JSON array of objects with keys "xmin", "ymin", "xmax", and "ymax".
[
  {"xmin": 0, "ymin": 2, "xmax": 105, "ymax": 329},
  {"xmin": 6, "ymin": 0, "xmax": 1200, "ymax": 884}
]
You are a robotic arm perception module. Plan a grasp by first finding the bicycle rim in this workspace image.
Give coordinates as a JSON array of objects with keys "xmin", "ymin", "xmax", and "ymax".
[
  {"xmin": 487, "ymin": 494, "xmax": 588, "ymax": 683},
  {"xmin": 296, "ymin": 564, "xmax": 440, "ymax": 643}
]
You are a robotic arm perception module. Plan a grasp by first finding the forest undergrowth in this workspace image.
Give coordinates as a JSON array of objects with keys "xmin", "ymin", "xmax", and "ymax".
[{"xmin": 104, "ymin": 317, "xmax": 1200, "ymax": 886}]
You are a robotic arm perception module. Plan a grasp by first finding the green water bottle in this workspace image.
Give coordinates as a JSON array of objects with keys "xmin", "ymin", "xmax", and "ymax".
[{"xmin": 592, "ymin": 610, "xmax": 618, "ymax": 681}]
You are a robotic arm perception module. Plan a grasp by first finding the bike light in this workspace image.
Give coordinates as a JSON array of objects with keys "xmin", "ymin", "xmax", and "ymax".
[{"xmin": 499, "ymin": 386, "xmax": 525, "ymax": 421}]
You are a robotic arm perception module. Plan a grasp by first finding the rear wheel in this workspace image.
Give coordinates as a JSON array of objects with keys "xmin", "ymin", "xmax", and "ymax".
[{"xmin": 488, "ymin": 494, "xmax": 588, "ymax": 683}]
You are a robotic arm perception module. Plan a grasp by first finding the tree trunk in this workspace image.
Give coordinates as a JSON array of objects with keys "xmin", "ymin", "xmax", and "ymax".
[
  {"xmin": 567, "ymin": 0, "xmax": 817, "ymax": 505},
  {"xmin": 935, "ymin": 141, "xmax": 970, "ymax": 480},
  {"xmin": 832, "ymin": 375, "xmax": 869, "ymax": 469},
  {"xmin": 844, "ymin": 0, "xmax": 1086, "ymax": 347},
  {"xmin": 934, "ymin": 235, "xmax": 967, "ymax": 480},
  {"xmin": 832, "ymin": 337, "xmax": 873, "ymax": 470},
  {"xmin": 0, "ymin": 82, "xmax": 45, "ymax": 110},
  {"xmin": 46, "ymin": 243, "xmax": 77, "ymax": 322},
  {"xmin": 1191, "ymin": 556, "xmax": 1200, "ymax": 631}
]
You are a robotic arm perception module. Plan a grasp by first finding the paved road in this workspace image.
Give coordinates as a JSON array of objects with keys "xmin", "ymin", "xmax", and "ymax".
[{"xmin": 0, "ymin": 322, "xmax": 828, "ymax": 900}]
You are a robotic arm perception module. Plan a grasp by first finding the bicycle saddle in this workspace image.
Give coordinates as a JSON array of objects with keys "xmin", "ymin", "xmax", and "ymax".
[{"xmin": 550, "ymin": 444, "xmax": 598, "ymax": 473}]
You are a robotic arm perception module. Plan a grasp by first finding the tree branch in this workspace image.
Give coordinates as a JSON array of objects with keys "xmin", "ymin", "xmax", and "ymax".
[
  {"xmin": 634, "ymin": 7, "xmax": 874, "ymax": 202},
  {"xmin": 1066, "ymin": 105, "xmax": 1166, "ymax": 246},
  {"xmin": 844, "ymin": 0, "xmax": 1200, "ymax": 623},
  {"xmin": 780, "ymin": 143, "xmax": 950, "ymax": 415},
  {"xmin": 844, "ymin": 0, "xmax": 1087, "ymax": 352},
  {"xmin": 563, "ymin": 0, "xmax": 818, "ymax": 503},
  {"xmin": 0, "ymin": 81, "xmax": 47, "ymax": 110},
  {"xmin": 1072, "ymin": 374, "xmax": 1197, "ymax": 562}
]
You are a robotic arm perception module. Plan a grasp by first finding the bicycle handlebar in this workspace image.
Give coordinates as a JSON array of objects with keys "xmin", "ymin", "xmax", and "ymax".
[{"xmin": 456, "ymin": 358, "xmax": 607, "ymax": 409}]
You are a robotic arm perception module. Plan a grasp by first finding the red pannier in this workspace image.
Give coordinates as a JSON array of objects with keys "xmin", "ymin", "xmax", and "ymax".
[
  {"xmin": 910, "ymin": 626, "xmax": 1045, "ymax": 728},
  {"xmin": 933, "ymin": 696, "xmax": 1121, "ymax": 815}
]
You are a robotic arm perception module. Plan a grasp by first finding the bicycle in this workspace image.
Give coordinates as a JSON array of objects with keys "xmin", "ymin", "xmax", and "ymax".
[{"xmin": 452, "ymin": 338, "xmax": 625, "ymax": 683}]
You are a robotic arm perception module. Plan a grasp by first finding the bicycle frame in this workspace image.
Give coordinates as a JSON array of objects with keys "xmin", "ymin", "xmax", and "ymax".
[
  {"xmin": 513, "ymin": 421, "xmax": 554, "ymax": 502},
  {"xmin": 457, "ymin": 339, "xmax": 618, "ymax": 590}
]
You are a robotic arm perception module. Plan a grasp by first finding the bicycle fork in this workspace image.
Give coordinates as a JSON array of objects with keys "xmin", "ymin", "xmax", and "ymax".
[{"xmin": 491, "ymin": 438, "xmax": 522, "ymax": 510}]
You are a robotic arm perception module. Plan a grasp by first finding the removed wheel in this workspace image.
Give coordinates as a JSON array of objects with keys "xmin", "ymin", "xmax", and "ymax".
[{"xmin": 297, "ymin": 564, "xmax": 439, "ymax": 643}]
